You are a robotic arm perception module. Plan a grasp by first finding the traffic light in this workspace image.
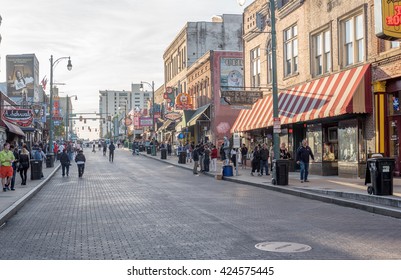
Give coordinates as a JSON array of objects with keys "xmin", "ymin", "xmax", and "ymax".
[{"xmin": 79, "ymin": 115, "xmax": 83, "ymax": 122}]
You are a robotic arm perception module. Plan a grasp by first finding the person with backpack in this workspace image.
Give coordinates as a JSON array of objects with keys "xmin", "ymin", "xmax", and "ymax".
[{"xmin": 75, "ymin": 149, "xmax": 86, "ymax": 178}]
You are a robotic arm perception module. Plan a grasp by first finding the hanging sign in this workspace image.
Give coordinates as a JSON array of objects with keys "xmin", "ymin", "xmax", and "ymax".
[{"xmin": 2, "ymin": 109, "xmax": 33, "ymax": 127}]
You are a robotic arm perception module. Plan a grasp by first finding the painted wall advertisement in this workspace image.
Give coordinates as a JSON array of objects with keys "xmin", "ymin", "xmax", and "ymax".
[
  {"xmin": 6, "ymin": 54, "xmax": 40, "ymax": 105},
  {"xmin": 220, "ymin": 57, "xmax": 243, "ymax": 105}
]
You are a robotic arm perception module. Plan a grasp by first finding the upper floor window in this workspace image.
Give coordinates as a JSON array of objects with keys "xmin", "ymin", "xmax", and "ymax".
[
  {"xmin": 284, "ymin": 25, "xmax": 298, "ymax": 77},
  {"xmin": 250, "ymin": 47, "xmax": 261, "ymax": 87},
  {"xmin": 267, "ymin": 40, "xmax": 272, "ymax": 84},
  {"xmin": 312, "ymin": 29, "xmax": 331, "ymax": 77},
  {"xmin": 340, "ymin": 13, "xmax": 364, "ymax": 67}
]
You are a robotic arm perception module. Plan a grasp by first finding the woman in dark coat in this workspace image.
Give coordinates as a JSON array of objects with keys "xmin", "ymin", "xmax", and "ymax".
[{"xmin": 19, "ymin": 146, "xmax": 30, "ymax": 185}]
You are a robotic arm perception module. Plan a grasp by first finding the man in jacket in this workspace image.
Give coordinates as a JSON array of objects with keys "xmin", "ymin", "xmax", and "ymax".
[
  {"xmin": 60, "ymin": 149, "xmax": 70, "ymax": 177},
  {"xmin": 75, "ymin": 149, "xmax": 86, "ymax": 178},
  {"xmin": 296, "ymin": 139, "xmax": 315, "ymax": 183},
  {"xmin": 109, "ymin": 141, "xmax": 116, "ymax": 162},
  {"xmin": 259, "ymin": 143, "xmax": 270, "ymax": 176}
]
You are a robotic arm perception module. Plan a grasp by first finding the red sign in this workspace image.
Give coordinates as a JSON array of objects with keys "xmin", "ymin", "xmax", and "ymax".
[{"xmin": 2, "ymin": 109, "xmax": 33, "ymax": 127}]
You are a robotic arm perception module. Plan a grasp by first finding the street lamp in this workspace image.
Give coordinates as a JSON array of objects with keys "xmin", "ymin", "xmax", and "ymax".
[
  {"xmin": 65, "ymin": 94, "xmax": 78, "ymax": 141},
  {"xmin": 237, "ymin": 0, "xmax": 280, "ymax": 159},
  {"xmin": 139, "ymin": 81, "xmax": 155, "ymax": 138},
  {"xmin": 49, "ymin": 55, "xmax": 72, "ymax": 157}
]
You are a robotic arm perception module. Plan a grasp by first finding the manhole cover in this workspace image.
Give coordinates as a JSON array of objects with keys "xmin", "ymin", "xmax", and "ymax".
[{"xmin": 255, "ymin": 242, "xmax": 312, "ymax": 253}]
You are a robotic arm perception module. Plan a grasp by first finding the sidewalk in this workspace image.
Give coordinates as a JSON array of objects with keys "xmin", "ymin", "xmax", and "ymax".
[
  {"xmin": 0, "ymin": 162, "xmax": 60, "ymax": 226},
  {"xmin": 139, "ymin": 150, "xmax": 401, "ymax": 219}
]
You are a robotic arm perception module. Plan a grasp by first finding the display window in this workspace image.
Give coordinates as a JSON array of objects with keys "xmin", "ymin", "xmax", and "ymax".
[
  {"xmin": 306, "ymin": 124, "xmax": 322, "ymax": 162},
  {"xmin": 338, "ymin": 120, "xmax": 358, "ymax": 162},
  {"xmin": 388, "ymin": 91, "xmax": 401, "ymax": 116}
]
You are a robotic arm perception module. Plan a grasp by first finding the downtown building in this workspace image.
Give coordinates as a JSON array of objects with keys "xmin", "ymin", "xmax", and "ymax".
[
  {"xmin": 231, "ymin": 0, "xmax": 401, "ymax": 178},
  {"xmin": 160, "ymin": 14, "xmax": 243, "ymax": 145}
]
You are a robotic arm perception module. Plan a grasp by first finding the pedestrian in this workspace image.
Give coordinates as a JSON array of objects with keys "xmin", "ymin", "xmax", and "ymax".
[
  {"xmin": 103, "ymin": 142, "xmax": 107, "ymax": 156},
  {"xmin": 167, "ymin": 142, "xmax": 172, "ymax": 156},
  {"xmin": 250, "ymin": 146, "xmax": 261, "ymax": 176},
  {"xmin": 92, "ymin": 143, "xmax": 96, "ymax": 153},
  {"xmin": 230, "ymin": 147, "xmax": 237, "ymax": 168},
  {"xmin": 210, "ymin": 145, "xmax": 218, "ymax": 172},
  {"xmin": 203, "ymin": 144, "xmax": 210, "ymax": 173},
  {"xmin": 0, "ymin": 143, "xmax": 15, "ymax": 192},
  {"xmin": 269, "ymin": 144, "xmax": 274, "ymax": 172},
  {"xmin": 18, "ymin": 146, "xmax": 30, "ymax": 185},
  {"xmin": 109, "ymin": 141, "xmax": 115, "ymax": 162},
  {"xmin": 60, "ymin": 149, "xmax": 71, "ymax": 177},
  {"xmin": 75, "ymin": 149, "xmax": 86, "ymax": 178},
  {"xmin": 259, "ymin": 143, "xmax": 270, "ymax": 176},
  {"xmin": 219, "ymin": 144, "xmax": 225, "ymax": 162},
  {"xmin": 296, "ymin": 139, "xmax": 315, "ymax": 183},
  {"xmin": 241, "ymin": 144, "xmax": 248, "ymax": 169},
  {"xmin": 279, "ymin": 142, "xmax": 291, "ymax": 159},
  {"xmin": 67, "ymin": 142, "xmax": 74, "ymax": 161},
  {"xmin": 198, "ymin": 144, "xmax": 205, "ymax": 172},
  {"xmin": 192, "ymin": 145, "xmax": 199, "ymax": 175},
  {"xmin": 9, "ymin": 144, "xmax": 20, "ymax": 191}
]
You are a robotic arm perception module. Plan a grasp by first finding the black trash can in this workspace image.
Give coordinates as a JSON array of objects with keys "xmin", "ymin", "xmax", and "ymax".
[
  {"xmin": 146, "ymin": 146, "xmax": 151, "ymax": 154},
  {"xmin": 30, "ymin": 159, "xmax": 43, "ymax": 180},
  {"xmin": 178, "ymin": 152, "xmax": 187, "ymax": 164},
  {"xmin": 366, "ymin": 157, "xmax": 395, "ymax": 195},
  {"xmin": 161, "ymin": 148, "xmax": 167, "ymax": 159},
  {"xmin": 46, "ymin": 153, "xmax": 54, "ymax": 168},
  {"xmin": 272, "ymin": 159, "xmax": 290, "ymax": 186}
]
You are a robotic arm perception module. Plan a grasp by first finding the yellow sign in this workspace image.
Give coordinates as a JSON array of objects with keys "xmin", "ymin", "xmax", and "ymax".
[
  {"xmin": 375, "ymin": 0, "xmax": 401, "ymax": 40},
  {"xmin": 373, "ymin": 81, "xmax": 386, "ymax": 92}
]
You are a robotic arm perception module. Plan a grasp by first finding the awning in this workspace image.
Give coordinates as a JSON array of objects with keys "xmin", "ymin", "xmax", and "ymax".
[
  {"xmin": 231, "ymin": 64, "xmax": 372, "ymax": 133},
  {"xmin": 158, "ymin": 120, "xmax": 173, "ymax": 131},
  {"xmin": 3, "ymin": 120, "xmax": 25, "ymax": 137},
  {"xmin": 187, "ymin": 104, "xmax": 210, "ymax": 127}
]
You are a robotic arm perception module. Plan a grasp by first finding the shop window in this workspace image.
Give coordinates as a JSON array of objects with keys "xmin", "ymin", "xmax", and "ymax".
[
  {"xmin": 338, "ymin": 120, "xmax": 358, "ymax": 162},
  {"xmin": 323, "ymin": 126, "xmax": 338, "ymax": 161},
  {"xmin": 389, "ymin": 119, "xmax": 399, "ymax": 158},
  {"xmin": 388, "ymin": 91, "xmax": 401, "ymax": 116},
  {"xmin": 307, "ymin": 124, "xmax": 322, "ymax": 162}
]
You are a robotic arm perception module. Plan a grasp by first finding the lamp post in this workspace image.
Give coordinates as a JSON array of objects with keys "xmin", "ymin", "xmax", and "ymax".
[
  {"xmin": 49, "ymin": 55, "xmax": 72, "ymax": 156},
  {"xmin": 139, "ymin": 81, "xmax": 155, "ymax": 138},
  {"xmin": 237, "ymin": 0, "xmax": 280, "ymax": 160},
  {"xmin": 65, "ymin": 94, "xmax": 78, "ymax": 141}
]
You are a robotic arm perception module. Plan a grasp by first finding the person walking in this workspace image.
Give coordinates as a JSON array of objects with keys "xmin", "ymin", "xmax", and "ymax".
[
  {"xmin": 102, "ymin": 142, "xmax": 107, "ymax": 156},
  {"xmin": 296, "ymin": 139, "xmax": 315, "ymax": 183},
  {"xmin": 230, "ymin": 147, "xmax": 237, "ymax": 168},
  {"xmin": 203, "ymin": 144, "xmax": 210, "ymax": 173},
  {"xmin": 75, "ymin": 149, "xmax": 86, "ymax": 178},
  {"xmin": 0, "ymin": 143, "xmax": 15, "ymax": 192},
  {"xmin": 241, "ymin": 144, "xmax": 248, "ymax": 169},
  {"xmin": 18, "ymin": 146, "xmax": 30, "ymax": 185},
  {"xmin": 60, "ymin": 149, "xmax": 71, "ymax": 177},
  {"xmin": 259, "ymin": 143, "xmax": 270, "ymax": 176},
  {"xmin": 108, "ymin": 141, "xmax": 115, "ymax": 162},
  {"xmin": 250, "ymin": 146, "xmax": 261, "ymax": 176},
  {"xmin": 192, "ymin": 145, "xmax": 199, "ymax": 175},
  {"xmin": 210, "ymin": 145, "xmax": 218, "ymax": 172},
  {"xmin": 9, "ymin": 144, "xmax": 20, "ymax": 191}
]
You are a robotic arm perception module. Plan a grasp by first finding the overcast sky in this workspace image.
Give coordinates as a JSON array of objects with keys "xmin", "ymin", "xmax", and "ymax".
[{"xmin": 0, "ymin": 0, "xmax": 245, "ymax": 139}]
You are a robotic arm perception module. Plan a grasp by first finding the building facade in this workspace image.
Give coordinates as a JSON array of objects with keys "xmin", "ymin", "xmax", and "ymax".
[{"xmin": 232, "ymin": 0, "xmax": 388, "ymax": 178}]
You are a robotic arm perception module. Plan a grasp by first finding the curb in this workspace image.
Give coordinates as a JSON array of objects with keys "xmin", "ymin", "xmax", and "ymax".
[{"xmin": 0, "ymin": 164, "xmax": 61, "ymax": 226}]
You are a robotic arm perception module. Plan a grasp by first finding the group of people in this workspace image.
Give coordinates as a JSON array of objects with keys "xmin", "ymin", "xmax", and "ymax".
[{"xmin": 191, "ymin": 143, "xmax": 219, "ymax": 174}]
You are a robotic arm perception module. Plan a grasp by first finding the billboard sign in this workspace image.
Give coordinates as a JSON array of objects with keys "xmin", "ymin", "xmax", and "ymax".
[
  {"xmin": 139, "ymin": 117, "xmax": 152, "ymax": 127},
  {"xmin": 220, "ymin": 90, "xmax": 263, "ymax": 106},
  {"xmin": 6, "ymin": 54, "xmax": 39, "ymax": 105},
  {"xmin": 220, "ymin": 57, "xmax": 244, "ymax": 105}
]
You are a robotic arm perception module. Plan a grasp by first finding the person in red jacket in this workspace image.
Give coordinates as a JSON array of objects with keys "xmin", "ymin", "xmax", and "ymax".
[{"xmin": 210, "ymin": 145, "xmax": 218, "ymax": 172}]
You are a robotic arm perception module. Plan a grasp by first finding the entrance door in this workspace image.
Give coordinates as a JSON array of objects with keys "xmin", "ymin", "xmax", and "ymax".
[{"xmin": 388, "ymin": 116, "xmax": 400, "ymax": 176}]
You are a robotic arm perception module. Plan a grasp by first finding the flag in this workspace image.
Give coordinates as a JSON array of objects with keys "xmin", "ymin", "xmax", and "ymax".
[{"xmin": 41, "ymin": 76, "xmax": 48, "ymax": 90}]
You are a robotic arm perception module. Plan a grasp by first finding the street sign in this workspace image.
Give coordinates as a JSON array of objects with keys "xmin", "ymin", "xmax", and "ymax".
[{"xmin": 233, "ymin": 132, "xmax": 240, "ymax": 148}]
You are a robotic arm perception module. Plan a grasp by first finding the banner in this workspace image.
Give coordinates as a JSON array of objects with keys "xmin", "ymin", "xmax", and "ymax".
[{"xmin": 2, "ymin": 109, "xmax": 33, "ymax": 127}]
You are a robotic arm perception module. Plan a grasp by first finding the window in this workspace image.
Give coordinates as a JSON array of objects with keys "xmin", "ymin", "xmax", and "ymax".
[
  {"xmin": 391, "ymin": 41, "xmax": 400, "ymax": 49},
  {"xmin": 284, "ymin": 25, "xmax": 298, "ymax": 77},
  {"xmin": 341, "ymin": 13, "xmax": 364, "ymax": 67},
  {"xmin": 267, "ymin": 40, "xmax": 272, "ymax": 84},
  {"xmin": 250, "ymin": 47, "xmax": 260, "ymax": 87},
  {"xmin": 312, "ymin": 29, "xmax": 331, "ymax": 77}
]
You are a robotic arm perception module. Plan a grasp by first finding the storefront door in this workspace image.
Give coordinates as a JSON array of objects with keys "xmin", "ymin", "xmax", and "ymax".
[{"xmin": 388, "ymin": 116, "xmax": 401, "ymax": 176}]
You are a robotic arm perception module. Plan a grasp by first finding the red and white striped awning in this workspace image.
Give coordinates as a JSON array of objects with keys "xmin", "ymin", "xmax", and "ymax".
[{"xmin": 231, "ymin": 64, "xmax": 372, "ymax": 133}]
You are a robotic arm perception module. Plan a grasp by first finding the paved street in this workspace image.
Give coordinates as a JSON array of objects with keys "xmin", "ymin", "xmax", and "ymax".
[{"xmin": 0, "ymin": 148, "xmax": 401, "ymax": 260}]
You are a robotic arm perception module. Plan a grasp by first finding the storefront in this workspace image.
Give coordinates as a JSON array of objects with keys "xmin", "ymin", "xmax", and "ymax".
[{"xmin": 231, "ymin": 64, "xmax": 372, "ymax": 178}]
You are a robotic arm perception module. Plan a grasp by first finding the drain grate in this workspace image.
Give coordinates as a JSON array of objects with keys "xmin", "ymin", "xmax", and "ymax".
[{"xmin": 255, "ymin": 242, "xmax": 312, "ymax": 253}]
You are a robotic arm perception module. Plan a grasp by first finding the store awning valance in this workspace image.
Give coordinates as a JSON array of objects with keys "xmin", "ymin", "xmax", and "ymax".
[
  {"xmin": 187, "ymin": 104, "xmax": 210, "ymax": 127},
  {"xmin": 3, "ymin": 120, "xmax": 25, "ymax": 137},
  {"xmin": 158, "ymin": 120, "xmax": 173, "ymax": 131},
  {"xmin": 231, "ymin": 64, "xmax": 372, "ymax": 133}
]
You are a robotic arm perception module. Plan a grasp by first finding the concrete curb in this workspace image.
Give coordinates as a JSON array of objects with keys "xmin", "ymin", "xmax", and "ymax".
[{"xmin": 0, "ymin": 164, "xmax": 61, "ymax": 226}]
